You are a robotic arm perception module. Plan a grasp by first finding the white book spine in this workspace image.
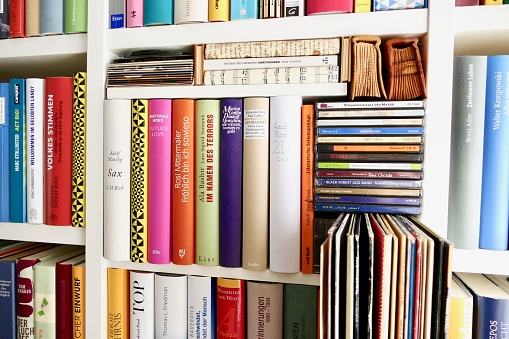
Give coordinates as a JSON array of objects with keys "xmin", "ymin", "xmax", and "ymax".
[
  {"xmin": 130, "ymin": 271, "xmax": 155, "ymax": 339},
  {"xmin": 269, "ymin": 96, "xmax": 302, "ymax": 273},
  {"xmin": 174, "ymin": 0, "xmax": 209, "ymax": 24},
  {"xmin": 155, "ymin": 274, "xmax": 188, "ymax": 339},
  {"xmin": 203, "ymin": 55, "xmax": 338, "ymax": 71},
  {"xmin": 26, "ymin": 78, "xmax": 44, "ymax": 224},
  {"xmin": 283, "ymin": 0, "xmax": 304, "ymax": 16},
  {"xmin": 103, "ymin": 99, "xmax": 131, "ymax": 261},
  {"xmin": 188, "ymin": 276, "xmax": 215, "ymax": 339}
]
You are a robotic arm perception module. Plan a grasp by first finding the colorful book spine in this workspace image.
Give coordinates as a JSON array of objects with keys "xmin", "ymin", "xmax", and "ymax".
[
  {"xmin": 10, "ymin": 78, "xmax": 26, "ymax": 223},
  {"xmin": 315, "ymin": 169, "xmax": 422, "ymax": 179},
  {"xmin": 72, "ymin": 262, "xmax": 86, "ymax": 339},
  {"xmin": 316, "ymin": 136, "xmax": 423, "ymax": 144},
  {"xmin": 148, "ymin": 99, "xmax": 172, "ymax": 264},
  {"xmin": 175, "ymin": 0, "xmax": 208, "ymax": 23},
  {"xmin": 131, "ymin": 99, "xmax": 149, "ymax": 262},
  {"xmin": 283, "ymin": 284, "xmax": 318, "ymax": 338},
  {"xmin": 315, "ymin": 178, "xmax": 422, "ymax": 188},
  {"xmin": 374, "ymin": 0, "xmax": 425, "ymax": 10},
  {"xmin": 481, "ymin": 0, "xmax": 502, "ymax": 4},
  {"xmin": 155, "ymin": 274, "xmax": 187, "ymax": 338},
  {"xmin": 0, "ymin": 259, "xmax": 17, "ymax": 338},
  {"xmin": 107, "ymin": 268, "xmax": 130, "ymax": 339},
  {"xmin": 301, "ymin": 104, "xmax": 314, "ymax": 274},
  {"xmin": 172, "ymin": 99, "xmax": 195, "ymax": 265},
  {"xmin": 187, "ymin": 275, "xmax": 216, "ymax": 339},
  {"xmin": 315, "ymin": 195, "xmax": 421, "ymax": 206},
  {"xmin": 455, "ymin": 0, "xmax": 479, "ymax": 4},
  {"xmin": 109, "ymin": 0, "xmax": 125, "ymax": 28},
  {"xmin": 130, "ymin": 271, "xmax": 155, "ymax": 339},
  {"xmin": 44, "ymin": 77, "xmax": 74, "ymax": 226},
  {"xmin": 65, "ymin": 0, "xmax": 88, "ymax": 33},
  {"xmin": 72, "ymin": 72, "xmax": 87, "ymax": 228},
  {"xmin": 216, "ymin": 278, "xmax": 245, "ymax": 339},
  {"xmin": 209, "ymin": 0, "xmax": 229, "ymax": 21},
  {"xmin": 9, "ymin": 0, "xmax": 25, "ymax": 37},
  {"xmin": 40, "ymin": 0, "xmax": 65, "ymax": 35},
  {"xmin": 317, "ymin": 127, "xmax": 424, "ymax": 135},
  {"xmin": 316, "ymin": 152, "xmax": 423, "ymax": 163},
  {"xmin": 26, "ymin": 0, "xmax": 41, "ymax": 36},
  {"xmin": 355, "ymin": 0, "xmax": 371, "ymax": 12},
  {"xmin": 0, "ymin": 83, "xmax": 9, "ymax": 222},
  {"xmin": 315, "ymin": 203, "xmax": 421, "ymax": 214},
  {"xmin": 195, "ymin": 99, "xmax": 220, "ymax": 266},
  {"xmin": 144, "ymin": 0, "xmax": 174, "ymax": 26},
  {"xmin": 246, "ymin": 281, "xmax": 283, "ymax": 338},
  {"xmin": 479, "ymin": 55, "xmax": 509, "ymax": 250},
  {"xmin": 219, "ymin": 98, "xmax": 243, "ymax": 268},
  {"xmin": 307, "ymin": 0, "xmax": 353, "ymax": 14},
  {"xmin": 284, "ymin": 0, "xmax": 305, "ymax": 16},
  {"xmin": 0, "ymin": 0, "xmax": 9, "ymax": 39},
  {"xmin": 126, "ymin": 0, "xmax": 144, "ymax": 28},
  {"xmin": 230, "ymin": 0, "xmax": 258, "ymax": 19}
]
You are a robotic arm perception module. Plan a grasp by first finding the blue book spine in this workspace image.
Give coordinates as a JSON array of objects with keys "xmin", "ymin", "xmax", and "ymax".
[
  {"xmin": 0, "ymin": 0, "xmax": 9, "ymax": 39},
  {"xmin": 230, "ymin": 0, "xmax": 259, "ymax": 20},
  {"xmin": 109, "ymin": 0, "xmax": 126, "ymax": 28},
  {"xmin": 479, "ymin": 55, "xmax": 509, "ymax": 250},
  {"xmin": 314, "ymin": 178, "xmax": 422, "ymax": 189},
  {"xmin": 9, "ymin": 79, "xmax": 26, "ymax": 223},
  {"xmin": 476, "ymin": 297, "xmax": 509, "ymax": 338},
  {"xmin": 314, "ymin": 203, "xmax": 421, "ymax": 214},
  {"xmin": 40, "ymin": 0, "xmax": 65, "ymax": 35},
  {"xmin": 314, "ymin": 195, "xmax": 421, "ymax": 206},
  {"xmin": 406, "ymin": 241, "xmax": 416, "ymax": 339},
  {"xmin": 0, "ymin": 261, "xmax": 16, "ymax": 338},
  {"xmin": 317, "ymin": 127, "xmax": 424, "ymax": 135},
  {"xmin": 0, "ymin": 83, "xmax": 9, "ymax": 222},
  {"xmin": 144, "ymin": 0, "xmax": 174, "ymax": 26},
  {"xmin": 219, "ymin": 98, "xmax": 243, "ymax": 268}
]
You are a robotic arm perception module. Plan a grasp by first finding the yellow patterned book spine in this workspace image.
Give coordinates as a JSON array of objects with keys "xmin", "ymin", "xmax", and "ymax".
[
  {"xmin": 72, "ymin": 72, "xmax": 87, "ymax": 228},
  {"xmin": 208, "ymin": 0, "xmax": 229, "ymax": 21},
  {"xmin": 131, "ymin": 99, "xmax": 149, "ymax": 262}
]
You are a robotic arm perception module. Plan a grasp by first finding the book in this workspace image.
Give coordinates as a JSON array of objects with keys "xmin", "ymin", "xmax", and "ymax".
[
  {"xmin": 315, "ymin": 178, "xmax": 422, "ymax": 189},
  {"xmin": 172, "ymin": 99, "xmax": 195, "ymax": 265},
  {"xmin": 316, "ymin": 100, "xmax": 425, "ymax": 110},
  {"xmin": 203, "ymin": 55, "xmax": 338, "ymax": 71},
  {"xmin": 316, "ymin": 136, "xmax": 423, "ymax": 144},
  {"xmin": 154, "ymin": 274, "xmax": 187, "ymax": 338},
  {"xmin": 359, "ymin": 214, "xmax": 375, "ymax": 338},
  {"xmin": 317, "ymin": 109, "xmax": 425, "ymax": 119},
  {"xmin": 9, "ymin": 0, "xmax": 25, "ymax": 37},
  {"xmin": 283, "ymin": 0, "xmax": 305, "ymax": 16},
  {"xmin": 148, "ymin": 99, "xmax": 172, "ymax": 264},
  {"xmin": 315, "ymin": 162, "xmax": 422, "ymax": 171},
  {"xmin": 126, "ymin": 0, "xmax": 144, "ymax": 28},
  {"xmin": 103, "ymin": 99, "xmax": 131, "ymax": 262},
  {"xmin": 71, "ymin": 261, "xmax": 86, "ymax": 339},
  {"xmin": 301, "ymin": 104, "xmax": 314, "ymax": 274},
  {"xmin": 144, "ymin": 0, "xmax": 174, "ymax": 25},
  {"xmin": 242, "ymin": 97, "xmax": 270, "ymax": 271},
  {"xmin": 448, "ymin": 275, "xmax": 473, "ymax": 339},
  {"xmin": 216, "ymin": 278, "xmax": 245, "ymax": 339},
  {"xmin": 0, "ymin": 83, "xmax": 8, "ymax": 222},
  {"xmin": 479, "ymin": 55, "xmax": 509, "ymax": 250},
  {"xmin": 317, "ymin": 126, "xmax": 424, "ymax": 136},
  {"xmin": 316, "ymin": 152, "xmax": 423, "ymax": 163},
  {"xmin": 0, "ymin": 0, "xmax": 8, "ymax": 39},
  {"xmin": 315, "ymin": 169, "xmax": 422, "ymax": 180},
  {"xmin": 219, "ymin": 98, "xmax": 243, "ymax": 268},
  {"xmin": 341, "ymin": 36, "xmax": 351, "ymax": 83},
  {"xmin": 374, "ymin": 0, "xmax": 425, "ymax": 10},
  {"xmin": 130, "ymin": 271, "xmax": 155, "ymax": 339},
  {"xmin": 447, "ymin": 56, "xmax": 487, "ymax": 250},
  {"xmin": 230, "ymin": 0, "xmax": 258, "ymax": 20},
  {"xmin": 209, "ymin": 0, "xmax": 229, "ymax": 21},
  {"xmin": 307, "ymin": 0, "xmax": 353, "ymax": 14},
  {"xmin": 481, "ymin": 0, "xmax": 503, "ymax": 3},
  {"xmin": 246, "ymin": 281, "xmax": 283, "ymax": 338},
  {"xmin": 283, "ymin": 284, "xmax": 318, "ymax": 338},
  {"xmin": 455, "ymin": 0, "xmax": 479, "ymax": 4},
  {"xmin": 65, "ymin": 0, "xmax": 88, "ymax": 33},
  {"xmin": 188, "ymin": 276, "xmax": 216, "ymax": 339},
  {"xmin": 316, "ymin": 117, "xmax": 423, "ymax": 127},
  {"xmin": 40, "ymin": 0, "xmax": 65, "ymax": 35},
  {"xmin": 269, "ymin": 95, "xmax": 302, "ymax": 273},
  {"xmin": 26, "ymin": 78, "xmax": 45, "ymax": 224},
  {"xmin": 107, "ymin": 268, "xmax": 130, "ymax": 339},
  {"xmin": 355, "ymin": 0, "xmax": 371, "ymax": 11},
  {"xmin": 313, "ymin": 217, "xmax": 334, "ymax": 274},
  {"xmin": 175, "ymin": 0, "xmax": 208, "ymax": 24},
  {"xmin": 10, "ymin": 78, "xmax": 27, "ymax": 223},
  {"xmin": 195, "ymin": 99, "xmax": 220, "ymax": 266},
  {"xmin": 333, "ymin": 214, "xmax": 351, "ymax": 339},
  {"xmin": 72, "ymin": 72, "xmax": 87, "ymax": 228},
  {"xmin": 109, "ymin": 0, "xmax": 126, "ymax": 28},
  {"xmin": 26, "ymin": 0, "xmax": 40, "ymax": 36}
]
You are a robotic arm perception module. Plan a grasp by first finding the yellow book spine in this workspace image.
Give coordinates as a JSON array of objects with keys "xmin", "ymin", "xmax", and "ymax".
[
  {"xmin": 448, "ymin": 297, "xmax": 473, "ymax": 338},
  {"xmin": 482, "ymin": 0, "xmax": 503, "ymax": 4},
  {"xmin": 107, "ymin": 268, "xmax": 130, "ymax": 339},
  {"xmin": 209, "ymin": 0, "xmax": 230, "ymax": 21},
  {"xmin": 354, "ymin": 0, "xmax": 371, "ymax": 12},
  {"xmin": 72, "ymin": 72, "xmax": 87, "ymax": 228},
  {"xmin": 131, "ymin": 99, "xmax": 149, "ymax": 263},
  {"xmin": 72, "ymin": 263, "xmax": 86, "ymax": 339}
]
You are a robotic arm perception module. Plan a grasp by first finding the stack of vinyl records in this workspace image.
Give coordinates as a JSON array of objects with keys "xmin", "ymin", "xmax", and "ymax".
[
  {"xmin": 313, "ymin": 100, "xmax": 425, "ymax": 214},
  {"xmin": 106, "ymin": 50, "xmax": 194, "ymax": 87}
]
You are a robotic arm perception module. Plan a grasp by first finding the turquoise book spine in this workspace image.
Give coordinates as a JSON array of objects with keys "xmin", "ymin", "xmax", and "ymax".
[
  {"xmin": 144, "ymin": 0, "xmax": 174, "ymax": 26},
  {"xmin": 0, "ymin": 83, "xmax": 9, "ymax": 222},
  {"xmin": 230, "ymin": 0, "xmax": 259, "ymax": 20},
  {"xmin": 40, "ymin": 0, "xmax": 65, "ymax": 35}
]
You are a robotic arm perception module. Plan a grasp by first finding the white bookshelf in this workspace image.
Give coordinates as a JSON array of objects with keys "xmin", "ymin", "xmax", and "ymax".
[{"xmin": 0, "ymin": 223, "xmax": 85, "ymax": 245}]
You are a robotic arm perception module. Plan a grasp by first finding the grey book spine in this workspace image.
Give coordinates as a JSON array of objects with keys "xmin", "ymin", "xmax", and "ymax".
[{"xmin": 109, "ymin": 0, "xmax": 126, "ymax": 28}]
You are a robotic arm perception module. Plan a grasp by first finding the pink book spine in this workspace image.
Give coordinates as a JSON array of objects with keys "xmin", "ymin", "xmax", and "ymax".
[
  {"xmin": 148, "ymin": 99, "xmax": 172, "ymax": 264},
  {"xmin": 126, "ymin": 0, "xmax": 144, "ymax": 28}
]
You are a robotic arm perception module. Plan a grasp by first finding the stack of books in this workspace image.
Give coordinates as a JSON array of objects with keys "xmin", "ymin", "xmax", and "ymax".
[{"xmin": 313, "ymin": 99, "xmax": 426, "ymax": 214}]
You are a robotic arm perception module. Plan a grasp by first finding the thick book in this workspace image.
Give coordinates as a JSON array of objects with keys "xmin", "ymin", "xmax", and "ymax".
[
  {"xmin": 10, "ymin": 78, "xmax": 27, "ymax": 223},
  {"xmin": 44, "ymin": 77, "xmax": 74, "ymax": 226},
  {"xmin": 109, "ymin": 0, "xmax": 126, "ymax": 28},
  {"xmin": 103, "ymin": 99, "xmax": 131, "ymax": 262},
  {"xmin": 0, "ymin": 83, "xmax": 9, "ymax": 221},
  {"xmin": 26, "ymin": 78, "xmax": 45, "ymax": 224},
  {"xmin": 203, "ymin": 55, "xmax": 338, "ymax": 71},
  {"xmin": 283, "ymin": 284, "xmax": 318, "ymax": 338},
  {"xmin": 448, "ymin": 275, "xmax": 473, "ymax": 339},
  {"xmin": 9, "ymin": 0, "xmax": 25, "ymax": 37},
  {"xmin": 230, "ymin": 0, "xmax": 258, "ymax": 20},
  {"xmin": 479, "ymin": 55, "xmax": 509, "ymax": 250},
  {"xmin": 246, "ymin": 281, "xmax": 283, "ymax": 338},
  {"xmin": 72, "ymin": 72, "xmax": 87, "ymax": 228},
  {"xmin": 447, "ymin": 56, "xmax": 487, "ymax": 250},
  {"xmin": 307, "ymin": 0, "xmax": 353, "ymax": 14},
  {"xmin": 174, "ymin": 0, "xmax": 208, "ymax": 24},
  {"xmin": 209, "ymin": 0, "xmax": 229, "ymax": 21},
  {"xmin": 154, "ymin": 274, "xmax": 187, "ymax": 338},
  {"xmin": 242, "ymin": 97, "xmax": 270, "ymax": 271},
  {"xmin": 65, "ymin": 0, "xmax": 87, "ymax": 33},
  {"xmin": 195, "ymin": 99, "xmax": 220, "ymax": 266},
  {"xmin": 188, "ymin": 276, "xmax": 216, "ymax": 339},
  {"xmin": 126, "ymin": 0, "xmax": 144, "ymax": 27},
  {"xmin": 219, "ymin": 98, "xmax": 243, "ymax": 268},
  {"xmin": 148, "ymin": 99, "xmax": 172, "ymax": 264},
  {"xmin": 216, "ymin": 278, "xmax": 245, "ymax": 339},
  {"xmin": 172, "ymin": 99, "xmax": 195, "ymax": 265},
  {"xmin": 26, "ymin": 0, "xmax": 40, "ymax": 36},
  {"xmin": 0, "ymin": 0, "xmax": 9, "ymax": 39},
  {"xmin": 144, "ymin": 0, "xmax": 174, "ymax": 25},
  {"xmin": 71, "ymin": 261, "xmax": 85, "ymax": 339},
  {"xmin": 284, "ymin": 0, "xmax": 305, "ymax": 16},
  {"xmin": 301, "ymin": 104, "xmax": 314, "ymax": 274},
  {"xmin": 40, "ymin": 0, "xmax": 65, "ymax": 35},
  {"xmin": 130, "ymin": 271, "xmax": 155, "ymax": 339},
  {"xmin": 107, "ymin": 268, "xmax": 130, "ymax": 339},
  {"xmin": 269, "ymin": 96, "xmax": 302, "ymax": 273}
]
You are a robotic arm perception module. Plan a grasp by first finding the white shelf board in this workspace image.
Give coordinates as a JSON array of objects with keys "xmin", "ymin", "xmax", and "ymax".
[
  {"xmin": 453, "ymin": 248, "xmax": 509, "ymax": 276},
  {"xmin": 107, "ymin": 9, "xmax": 428, "ymax": 54},
  {"xmin": 0, "ymin": 33, "xmax": 87, "ymax": 59},
  {"xmin": 0, "ymin": 223, "xmax": 86, "ymax": 245},
  {"xmin": 108, "ymin": 260, "xmax": 320, "ymax": 286}
]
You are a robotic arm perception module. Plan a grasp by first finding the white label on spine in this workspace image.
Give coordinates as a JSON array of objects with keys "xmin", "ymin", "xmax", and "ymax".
[
  {"xmin": 0, "ymin": 98, "xmax": 4, "ymax": 124},
  {"xmin": 244, "ymin": 109, "xmax": 269, "ymax": 139}
]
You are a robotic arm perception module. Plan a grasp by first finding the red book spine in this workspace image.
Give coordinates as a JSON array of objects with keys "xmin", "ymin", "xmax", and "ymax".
[
  {"xmin": 216, "ymin": 278, "xmax": 245, "ymax": 339},
  {"xmin": 307, "ymin": 0, "xmax": 353, "ymax": 14},
  {"xmin": 9, "ymin": 0, "xmax": 26, "ymax": 38},
  {"xmin": 56, "ymin": 263, "xmax": 73, "ymax": 339},
  {"xmin": 44, "ymin": 77, "xmax": 74, "ymax": 226}
]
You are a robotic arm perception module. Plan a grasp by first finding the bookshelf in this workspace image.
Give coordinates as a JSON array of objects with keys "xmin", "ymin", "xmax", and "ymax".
[{"xmin": 0, "ymin": 1, "xmax": 503, "ymax": 337}]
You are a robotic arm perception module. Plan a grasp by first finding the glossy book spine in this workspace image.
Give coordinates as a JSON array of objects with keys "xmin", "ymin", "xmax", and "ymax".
[
  {"xmin": 209, "ymin": 0, "xmax": 229, "ymax": 21},
  {"xmin": 216, "ymin": 278, "xmax": 245, "ymax": 339},
  {"xmin": 0, "ymin": 83, "xmax": 9, "ymax": 221},
  {"xmin": 109, "ymin": 0, "xmax": 125, "ymax": 28},
  {"xmin": 130, "ymin": 271, "xmax": 155, "ymax": 339},
  {"xmin": 230, "ymin": 0, "xmax": 258, "ymax": 20},
  {"xmin": 144, "ymin": 0, "xmax": 174, "ymax": 25},
  {"xmin": 65, "ymin": 0, "xmax": 87, "ymax": 33},
  {"xmin": 72, "ymin": 262, "xmax": 85, "ymax": 339},
  {"xmin": 307, "ymin": 0, "xmax": 353, "ymax": 14},
  {"xmin": 126, "ymin": 0, "xmax": 144, "ymax": 27},
  {"xmin": 72, "ymin": 72, "xmax": 87, "ymax": 228},
  {"xmin": 40, "ymin": 0, "xmax": 65, "ymax": 35}
]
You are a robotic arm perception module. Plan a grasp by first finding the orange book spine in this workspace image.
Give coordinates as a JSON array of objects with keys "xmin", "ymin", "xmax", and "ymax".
[
  {"xmin": 172, "ymin": 99, "xmax": 195, "ymax": 265},
  {"xmin": 301, "ymin": 105, "xmax": 314, "ymax": 274},
  {"xmin": 107, "ymin": 268, "xmax": 130, "ymax": 339}
]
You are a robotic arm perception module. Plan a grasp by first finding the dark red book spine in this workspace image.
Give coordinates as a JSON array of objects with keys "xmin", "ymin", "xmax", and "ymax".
[
  {"xmin": 44, "ymin": 77, "xmax": 74, "ymax": 226},
  {"xmin": 216, "ymin": 278, "xmax": 245, "ymax": 339},
  {"xmin": 56, "ymin": 262, "xmax": 73, "ymax": 339},
  {"xmin": 9, "ymin": 0, "xmax": 25, "ymax": 38},
  {"xmin": 455, "ymin": 0, "xmax": 479, "ymax": 5}
]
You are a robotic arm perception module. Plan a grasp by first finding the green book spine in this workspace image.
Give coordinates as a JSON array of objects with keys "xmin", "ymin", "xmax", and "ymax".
[
  {"xmin": 65, "ymin": 0, "xmax": 88, "ymax": 33},
  {"xmin": 283, "ymin": 284, "xmax": 318, "ymax": 339},
  {"xmin": 34, "ymin": 265, "xmax": 57, "ymax": 339},
  {"xmin": 195, "ymin": 99, "xmax": 220, "ymax": 266},
  {"xmin": 504, "ymin": 0, "xmax": 509, "ymax": 4}
]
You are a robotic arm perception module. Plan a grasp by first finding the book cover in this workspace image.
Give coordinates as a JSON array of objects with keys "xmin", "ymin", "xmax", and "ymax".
[
  {"xmin": 374, "ymin": 0, "xmax": 425, "ymax": 10},
  {"xmin": 0, "ymin": 83, "xmax": 9, "ymax": 222},
  {"xmin": 194, "ymin": 44, "xmax": 205, "ymax": 86},
  {"xmin": 109, "ymin": 0, "xmax": 126, "ymax": 28},
  {"xmin": 230, "ymin": 0, "xmax": 258, "ymax": 20},
  {"xmin": 188, "ymin": 275, "xmax": 216, "ymax": 339},
  {"xmin": 103, "ymin": 99, "xmax": 131, "ymax": 262},
  {"xmin": 479, "ymin": 55, "xmax": 509, "ymax": 250},
  {"xmin": 284, "ymin": 0, "xmax": 305, "ymax": 16},
  {"xmin": 131, "ymin": 99, "xmax": 149, "ymax": 263},
  {"xmin": 144, "ymin": 0, "xmax": 174, "ymax": 25},
  {"xmin": 269, "ymin": 96, "xmax": 302, "ymax": 273},
  {"xmin": 72, "ymin": 72, "xmax": 87, "ymax": 228},
  {"xmin": 283, "ymin": 284, "xmax": 318, "ymax": 338},
  {"xmin": 155, "ymin": 274, "xmax": 187, "ymax": 338},
  {"xmin": 209, "ymin": 0, "xmax": 229, "ymax": 21},
  {"xmin": 307, "ymin": 0, "xmax": 353, "ymax": 14},
  {"xmin": 195, "ymin": 99, "xmax": 220, "ymax": 266},
  {"xmin": 317, "ymin": 108, "xmax": 425, "ymax": 119},
  {"xmin": 130, "ymin": 271, "xmax": 155, "ymax": 339},
  {"xmin": 26, "ymin": 78, "xmax": 44, "ymax": 225},
  {"xmin": 40, "ymin": 0, "xmax": 65, "ymax": 35},
  {"xmin": 301, "ymin": 104, "xmax": 314, "ymax": 274},
  {"xmin": 10, "ymin": 78, "xmax": 27, "ymax": 223},
  {"xmin": 26, "ymin": 0, "xmax": 40, "ymax": 36},
  {"xmin": 315, "ymin": 169, "xmax": 422, "ymax": 180},
  {"xmin": 65, "ymin": 0, "xmax": 87, "ymax": 33},
  {"xmin": 216, "ymin": 278, "xmax": 245, "ymax": 339},
  {"xmin": 172, "ymin": 99, "xmax": 195, "ymax": 265},
  {"xmin": 204, "ymin": 55, "xmax": 338, "ymax": 71},
  {"xmin": 107, "ymin": 268, "xmax": 130, "ymax": 339},
  {"xmin": 355, "ymin": 0, "xmax": 371, "ymax": 11},
  {"xmin": 242, "ymin": 97, "xmax": 270, "ymax": 271},
  {"xmin": 71, "ymin": 261, "xmax": 85, "ymax": 339},
  {"xmin": 219, "ymin": 98, "xmax": 243, "ymax": 268},
  {"xmin": 126, "ymin": 0, "xmax": 144, "ymax": 28},
  {"xmin": 246, "ymin": 281, "xmax": 283, "ymax": 338},
  {"xmin": 0, "ymin": 0, "xmax": 9, "ymax": 39},
  {"xmin": 44, "ymin": 77, "xmax": 74, "ymax": 226},
  {"xmin": 9, "ymin": 0, "xmax": 25, "ymax": 37},
  {"xmin": 148, "ymin": 99, "xmax": 172, "ymax": 264},
  {"xmin": 448, "ymin": 275, "xmax": 473, "ymax": 338},
  {"xmin": 175, "ymin": 0, "xmax": 208, "ymax": 24}
]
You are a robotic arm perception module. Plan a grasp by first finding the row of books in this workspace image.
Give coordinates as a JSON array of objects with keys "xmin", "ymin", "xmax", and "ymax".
[
  {"xmin": 0, "ymin": 241, "xmax": 85, "ymax": 339},
  {"xmin": 107, "ymin": 267, "xmax": 318, "ymax": 338},
  {"xmin": 0, "ymin": 74, "xmax": 87, "ymax": 227},
  {"xmin": 0, "ymin": 0, "xmax": 87, "ymax": 39},
  {"xmin": 457, "ymin": 0, "xmax": 509, "ymax": 5}
]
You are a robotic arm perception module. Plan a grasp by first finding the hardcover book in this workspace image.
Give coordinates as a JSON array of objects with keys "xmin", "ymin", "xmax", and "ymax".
[
  {"xmin": 155, "ymin": 274, "xmax": 187, "ymax": 338},
  {"xmin": 65, "ymin": 0, "xmax": 88, "ymax": 33},
  {"xmin": 301, "ymin": 104, "xmax": 314, "ymax": 274},
  {"xmin": 188, "ymin": 276, "xmax": 216, "ymax": 339},
  {"xmin": 216, "ymin": 278, "xmax": 245, "ymax": 339},
  {"xmin": 284, "ymin": 0, "xmax": 305, "ymax": 16},
  {"xmin": 175, "ymin": 0, "xmax": 208, "ymax": 24},
  {"xmin": 109, "ymin": 0, "xmax": 126, "ymax": 28},
  {"xmin": 130, "ymin": 271, "xmax": 155, "ymax": 339},
  {"xmin": 26, "ymin": 0, "xmax": 41, "ymax": 36},
  {"xmin": 284, "ymin": 284, "xmax": 318, "ymax": 338},
  {"xmin": 0, "ymin": 83, "xmax": 9, "ymax": 222},
  {"xmin": 9, "ymin": 0, "xmax": 25, "ymax": 37},
  {"xmin": 209, "ymin": 0, "xmax": 229, "ymax": 21},
  {"xmin": 455, "ymin": 0, "xmax": 479, "ymax": 4},
  {"xmin": 144, "ymin": 0, "xmax": 174, "ymax": 25},
  {"xmin": 374, "ymin": 0, "xmax": 425, "ymax": 10},
  {"xmin": 448, "ymin": 275, "xmax": 473, "ymax": 338},
  {"xmin": 307, "ymin": 0, "xmax": 353, "ymax": 14},
  {"xmin": 126, "ymin": 0, "xmax": 144, "ymax": 28},
  {"xmin": 40, "ymin": 0, "xmax": 65, "ymax": 35},
  {"xmin": 230, "ymin": 0, "xmax": 258, "ymax": 20},
  {"xmin": 72, "ymin": 261, "xmax": 86, "ymax": 339},
  {"xmin": 246, "ymin": 281, "xmax": 283, "ymax": 338},
  {"xmin": 0, "ymin": 0, "xmax": 9, "ymax": 39},
  {"xmin": 72, "ymin": 72, "xmax": 87, "ymax": 228},
  {"xmin": 107, "ymin": 268, "xmax": 130, "ymax": 339}
]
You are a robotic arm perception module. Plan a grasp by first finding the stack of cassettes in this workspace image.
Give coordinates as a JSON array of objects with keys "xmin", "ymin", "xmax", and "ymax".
[{"xmin": 313, "ymin": 100, "xmax": 425, "ymax": 214}]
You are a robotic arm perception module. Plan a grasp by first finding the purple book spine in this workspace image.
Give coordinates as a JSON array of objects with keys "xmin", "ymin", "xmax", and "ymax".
[{"xmin": 219, "ymin": 98, "xmax": 243, "ymax": 267}]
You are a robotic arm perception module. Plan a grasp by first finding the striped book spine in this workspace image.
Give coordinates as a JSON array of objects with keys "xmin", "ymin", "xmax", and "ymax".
[{"xmin": 72, "ymin": 72, "xmax": 86, "ymax": 228}]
